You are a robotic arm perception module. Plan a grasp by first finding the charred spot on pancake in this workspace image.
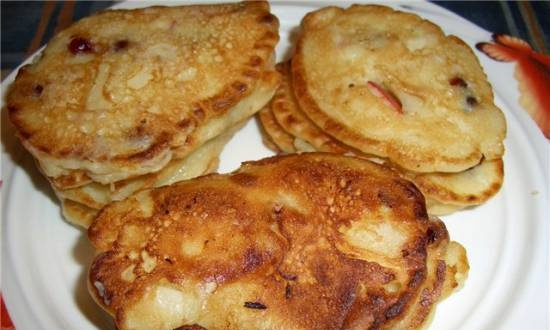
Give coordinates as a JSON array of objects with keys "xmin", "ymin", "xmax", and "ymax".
[
  {"xmin": 173, "ymin": 325, "xmax": 207, "ymax": 330},
  {"xmin": 249, "ymin": 56, "xmax": 263, "ymax": 67},
  {"xmin": 124, "ymin": 133, "xmax": 170, "ymax": 161},
  {"xmin": 377, "ymin": 190, "xmax": 396, "ymax": 208},
  {"xmin": 33, "ymin": 84, "xmax": 44, "ymax": 96},
  {"xmin": 242, "ymin": 248, "xmax": 263, "ymax": 272},
  {"xmin": 384, "ymin": 293, "xmax": 410, "ymax": 319},
  {"xmin": 7, "ymin": 105, "xmax": 19, "ymax": 115},
  {"xmin": 279, "ymin": 271, "xmax": 297, "ymax": 281},
  {"xmin": 285, "ymin": 284, "xmax": 292, "ymax": 299},
  {"xmin": 408, "ymin": 269, "xmax": 426, "ymax": 289},
  {"xmin": 426, "ymin": 228, "xmax": 436, "ymax": 244},
  {"xmin": 258, "ymin": 13, "xmax": 276, "ymax": 24},
  {"xmin": 466, "ymin": 96, "xmax": 478, "ymax": 107},
  {"xmin": 244, "ymin": 301, "xmax": 267, "ymax": 310},
  {"xmin": 177, "ymin": 118, "xmax": 194, "ymax": 130},
  {"xmin": 413, "ymin": 200, "xmax": 428, "ymax": 220},
  {"xmin": 114, "ymin": 39, "xmax": 129, "ymax": 51}
]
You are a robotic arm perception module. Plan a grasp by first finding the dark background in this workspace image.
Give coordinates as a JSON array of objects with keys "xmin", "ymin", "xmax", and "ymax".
[{"xmin": 2, "ymin": 1, "xmax": 549, "ymax": 80}]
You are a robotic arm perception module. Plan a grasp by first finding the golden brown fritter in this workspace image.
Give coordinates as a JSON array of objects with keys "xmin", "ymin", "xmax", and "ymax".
[
  {"xmin": 7, "ymin": 1, "xmax": 279, "ymax": 183},
  {"xmin": 88, "ymin": 153, "xmax": 467, "ymax": 330},
  {"xmin": 292, "ymin": 5, "xmax": 506, "ymax": 173}
]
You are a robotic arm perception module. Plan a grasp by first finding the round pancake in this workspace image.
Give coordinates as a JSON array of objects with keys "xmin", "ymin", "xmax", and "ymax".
[
  {"xmin": 292, "ymin": 5, "xmax": 506, "ymax": 173},
  {"xmin": 55, "ymin": 122, "xmax": 243, "ymax": 211},
  {"xmin": 404, "ymin": 159, "xmax": 504, "ymax": 209},
  {"xmin": 88, "ymin": 153, "xmax": 467, "ymax": 330},
  {"xmin": 257, "ymin": 106, "xmax": 296, "ymax": 153},
  {"xmin": 7, "ymin": 2, "xmax": 279, "ymax": 183}
]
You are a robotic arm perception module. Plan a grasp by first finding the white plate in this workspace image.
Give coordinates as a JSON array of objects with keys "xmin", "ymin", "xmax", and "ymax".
[{"xmin": 2, "ymin": 1, "xmax": 548, "ymax": 329}]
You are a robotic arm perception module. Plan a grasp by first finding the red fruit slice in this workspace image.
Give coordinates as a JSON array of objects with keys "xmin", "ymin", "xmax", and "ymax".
[{"xmin": 367, "ymin": 81, "xmax": 403, "ymax": 114}]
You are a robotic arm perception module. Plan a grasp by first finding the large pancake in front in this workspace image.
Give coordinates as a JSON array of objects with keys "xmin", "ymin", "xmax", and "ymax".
[
  {"xmin": 88, "ymin": 153, "xmax": 467, "ymax": 330},
  {"xmin": 292, "ymin": 5, "xmax": 506, "ymax": 173},
  {"xmin": 7, "ymin": 2, "xmax": 279, "ymax": 183}
]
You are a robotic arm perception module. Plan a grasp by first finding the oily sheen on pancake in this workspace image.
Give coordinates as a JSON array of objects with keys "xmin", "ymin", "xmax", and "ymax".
[
  {"xmin": 7, "ymin": 1, "xmax": 279, "ymax": 184},
  {"xmin": 292, "ymin": 5, "xmax": 506, "ymax": 173},
  {"xmin": 88, "ymin": 153, "xmax": 467, "ymax": 330}
]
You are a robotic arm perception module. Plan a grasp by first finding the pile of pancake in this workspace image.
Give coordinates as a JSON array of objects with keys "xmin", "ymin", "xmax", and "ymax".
[
  {"xmin": 7, "ymin": 2, "xmax": 280, "ymax": 227},
  {"xmin": 259, "ymin": 5, "xmax": 506, "ymax": 215},
  {"xmin": 6, "ymin": 3, "xmax": 483, "ymax": 330}
]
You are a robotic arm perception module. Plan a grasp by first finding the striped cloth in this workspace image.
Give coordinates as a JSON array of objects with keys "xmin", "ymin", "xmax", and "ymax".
[{"xmin": 1, "ymin": 1, "xmax": 548, "ymax": 80}]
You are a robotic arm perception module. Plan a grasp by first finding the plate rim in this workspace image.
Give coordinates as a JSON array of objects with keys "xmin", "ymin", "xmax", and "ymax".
[{"xmin": 1, "ymin": 1, "xmax": 548, "ymax": 330}]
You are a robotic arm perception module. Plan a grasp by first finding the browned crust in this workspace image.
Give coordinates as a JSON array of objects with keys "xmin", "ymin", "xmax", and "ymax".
[
  {"xmin": 271, "ymin": 61, "xmax": 353, "ymax": 154},
  {"xmin": 87, "ymin": 153, "xmax": 465, "ymax": 329},
  {"xmin": 257, "ymin": 106, "xmax": 296, "ymax": 153},
  {"xmin": 7, "ymin": 1, "xmax": 279, "ymax": 168}
]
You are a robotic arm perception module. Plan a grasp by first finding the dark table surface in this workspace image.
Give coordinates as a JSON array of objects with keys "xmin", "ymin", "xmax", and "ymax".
[{"xmin": 1, "ymin": 1, "xmax": 548, "ymax": 81}]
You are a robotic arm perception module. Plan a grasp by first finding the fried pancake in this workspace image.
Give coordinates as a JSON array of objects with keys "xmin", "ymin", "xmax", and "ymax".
[
  {"xmin": 55, "ymin": 122, "xmax": 242, "ymax": 211},
  {"xmin": 403, "ymin": 159, "xmax": 504, "ymax": 214},
  {"xmin": 292, "ymin": 5, "xmax": 506, "ymax": 173},
  {"xmin": 262, "ymin": 61, "xmax": 503, "ymax": 215},
  {"xmin": 61, "ymin": 198, "xmax": 99, "ymax": 228},
  {"xmin": 7, "ymin": 1, "xmax": 279, "ymax": 184},
  {"xmin": 271, "ymin": 62, "xmax": 352, "ymax": 154},
  {"xmin": 257, "ymin": 106, "xmax": 296, "ymax": 153},
  {"xmin": 59, "ymin": 145, "xmax": 221, "ymax": 229},
  {"xmin": 88, "ymin": 153, "xmax": 467, "ymax": 330},
  {"xmin": 424, "ymin": 200, "xmax": 466, "ymax": 218}
]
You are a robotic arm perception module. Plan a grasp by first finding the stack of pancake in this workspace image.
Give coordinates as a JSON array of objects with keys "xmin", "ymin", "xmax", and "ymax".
[
  {"xmin": 88, "ymin": 153, "xmax": 468, "ymax": 330},
  {"xmin": 259, "ymin": 5, "xmax": 506, "ymax": 215},
  {"xmin": 7, "ymin": 2, "xmax": 280, "ymax": 227}
]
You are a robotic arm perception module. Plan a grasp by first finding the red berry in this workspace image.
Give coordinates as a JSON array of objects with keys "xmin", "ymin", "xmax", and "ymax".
[
  {"xmin": 68, "ymin": 37, "xmax": 93, "ymax": 54},
  {"xmin": 449, "ymin": 77, "xmax": 468, "ymax": 88}
]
